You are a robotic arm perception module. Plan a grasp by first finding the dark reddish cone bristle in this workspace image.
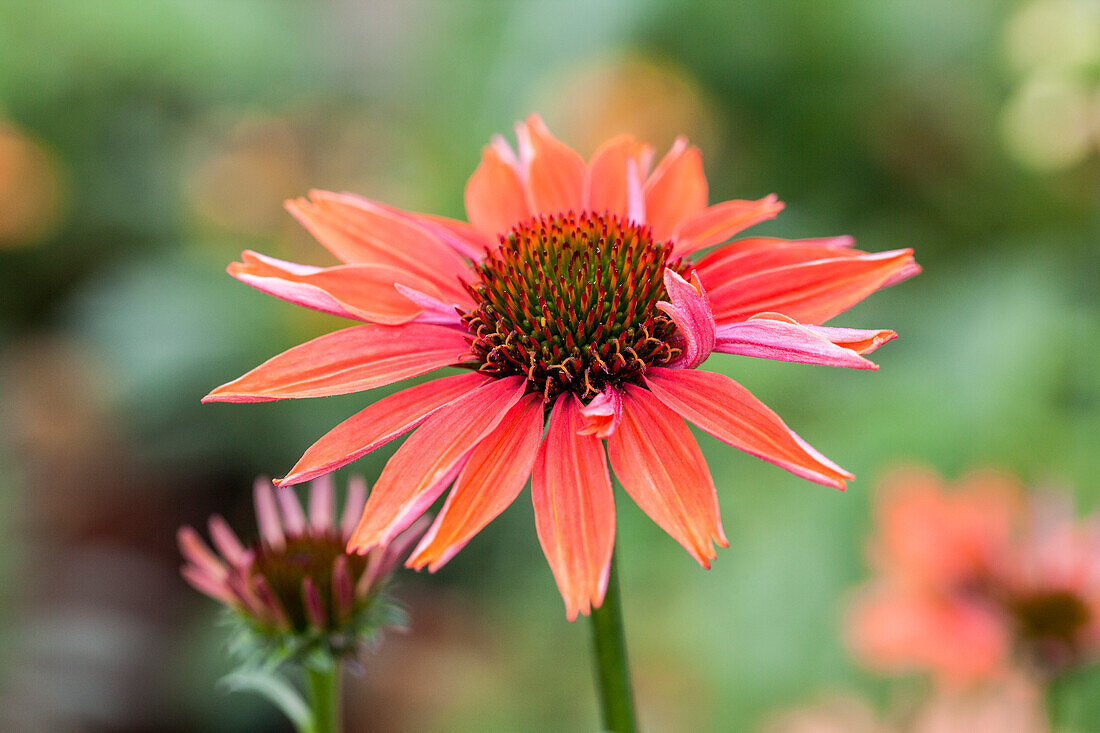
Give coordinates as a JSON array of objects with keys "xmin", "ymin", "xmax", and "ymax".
[{"xmin": 461, "ymin": 211, "xmax": 690, "ymax": 401}]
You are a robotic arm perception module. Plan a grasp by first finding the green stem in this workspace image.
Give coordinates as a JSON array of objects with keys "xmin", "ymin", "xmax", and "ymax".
[
  {"xmin": 306, "ymin": 662, "xmax": 341, "ymax": 733},
  {"xmin": 589, "ymin": 552, "xmax": 637, "ymax": 733}
]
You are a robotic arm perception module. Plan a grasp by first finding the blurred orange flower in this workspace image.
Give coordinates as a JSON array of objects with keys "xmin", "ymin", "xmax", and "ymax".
[
  {"xmin": 846, "ymin": 467, "xmax": 1100, "ymax": 687},
  {"xmin": 206, "ymin": 114, "xmax": 918, "ymax": 619}
]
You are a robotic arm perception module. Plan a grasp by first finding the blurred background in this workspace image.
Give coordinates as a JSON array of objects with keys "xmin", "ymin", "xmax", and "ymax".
[{"xmin": 1, "ymin": 0, "xmax": 1098, "ymax": 730}]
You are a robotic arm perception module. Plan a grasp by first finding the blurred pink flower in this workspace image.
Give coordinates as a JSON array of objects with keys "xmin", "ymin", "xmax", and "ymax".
[
  {"xmin": 179, "ymin": 476, "xmax": 427, "ymax": 647},
  {"xmin": 846, "ymin": 467, "xmax": 1100, "ymax": 687}
]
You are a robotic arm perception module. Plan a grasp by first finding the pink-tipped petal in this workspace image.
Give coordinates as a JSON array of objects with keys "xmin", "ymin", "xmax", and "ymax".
[
  {"xmin": 369, "ymin": 514, "xmax": 433, "ymax": 589},
  {"xmin": 302, "ymin": 577, "xmax": 326, "ymax": 628},
  {"xmin": 532, "ymin": 394, "xmax": 615, "ymax": 621},
  {"xmin": 643, "ymin": 137, "xmax": 708, "ymax": 241},
  {"xmin": 608, "ymin": 384, "xmax": 727, "ymax": 567},
  {"xmin": 714, "ymin": 314, "xmax": 881, "ymax": 369},
  {"xmin": 671, "ymin": 195, "xmax": 785, "ymax": 256},
  {"xmin": 407, "ymin": 393, "xmax": 544, "ymax": 571},
  {"xmin": 347, "ymin": 376, "xmax": 527, "ymax": 553},
  {"xmin": 278, "ymin": 373, "xmax": 487, "ymax": 487},
  {"xmin": 252, "ymin": 575, "xmax": 291, "ymax": 631},
  {"xmin": 228, "ymin": 251, "xmax": 444, "ymax": 324},
  {"xmin": 332, "ymin": 555, "xmax": 354, "ymax": 623},
  {"xmin": 177, "ymin": 526, "xmax": 228, "ymax": 580},
  {"xmin": 657, "ymin": 269, "xmax": 716, "ymax": 369},
  {"xmin": 341, "ymin": 476, "xmax": 369, "ymax": 537},
  {"xmin": 208, "ymin": 515, "xmax": 250, "ymax": 568},
  {"xmin": 308, "ymin": 475, "xmax": 335, "ymax": 531},
  {"xmin": 464, "ymin": 142, "xmax": 529, "ymax": 236},
  {"xmin": 412, "ymin": 213, "xmax": 497, "ymax": 260},
  {"xmin": 276, "ymin": 485, "xmax": 307, "ymax": 535},
  {"xmin": 577, "ymin": 386, "xmax": 623, "ymax": 439},
  {"xmin": 586, "ymin": 134, "xmax": 653, "ymax": 220},
  {"xmin": 285, "ymin": 192, "xmax": 472, "ymax": 304},
  {"xmin": 180, "ymin": 564, "xmax": 236, "ymax": 605},
  {"xmin": 253, "ymin": 477, "xmax": 285, "ymax": 550},
  {"xmin": 517, "ymin": 114, "xmax": 586, "ymax": 216},
  {"xmin": 644, "ymin": 367, "xmax": 852, "ymax": 489},
  {"xmin": 392, "ymin": 283, "xmax": 463, "ymax": 327},
  {"xmin": 202, "ymin": 323, "xmax": 470, "ymax": 403},
  {"xmin": 704, "ymin": 248, "xmax": 917, "ymax": 326}
]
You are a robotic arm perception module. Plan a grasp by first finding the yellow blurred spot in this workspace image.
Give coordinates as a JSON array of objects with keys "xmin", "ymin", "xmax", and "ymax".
[
  {"xmin": 0, "ymin": 124, "xmax": 65, "ymax": 247},
  {"xmin": 185, "ymin": 115, "xmax": 305, "ymax": 236},
  {"xmin": 1004, "ymin": 0, "xmax": 1100, "ymax": 74},
  {"xmin": 533, "ymin": 56, "xmax": 719, "ymax": 158},
  {"xmin": 1000, "ymin": 74, "xmax": 1093, "ymax": 171}
]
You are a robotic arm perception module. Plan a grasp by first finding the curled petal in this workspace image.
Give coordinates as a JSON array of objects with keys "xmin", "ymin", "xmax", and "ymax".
[
  {"xmin": 408, "ymin": 393, "xmax": 544, "ymax": 571},
  {"xmin": 464, "ymin": 139, "xmax": 529, "ymax": 236},
  {"xmin": 704, "ymin": 248, "xmax": 918, "ymax": 326},
  {"xmin": 202, "ymin": 323, "xmax": 470, "ymax": 403},
  {"xmin": 278, "ymin": 373, "xmax": 487, "ymax": 487},
  {"xmin": 608, "ymin": 385, "xmax": 727, "ymax": 567},
  {"xmin": 657, "ymin": 269, "xmax": 716, "ymax": 369},
  {"xmin": 714, "ymin": 313, "xmax": 884, "ymax": 369},
  {"xmin": 347, "ymin": 376, "xmax": 527, "ymax": 553},
  {"xmin": 228, "ymin": 251, "xmax": 445, "ymax": 324},
  {"xmin": 644, "ymin": 137, "xmax": 707, "ymax": 241},
  {"xmin": 285, "ymin": 191, "xmax": 472, "ymax": 304},
  {"xmin": 644, "ymin": 367, "xmax": 852, "ymax": 489},
  {"xmin": 671, "ymin": 195, "xmax": 785, "ymax": 256},
  {"xmin": 532, "ymin": 394, "xmax": 615, "ymax": 621},
  {"xmin": 516, "ymin": 114, "xmax": 587, "ymax": 216},
  {"xmin": 577, "ymin": 386, "xmax": 623, "ymax": 438},
  {"xmin": 805, "ymin": 322, "xmax": 898, "ymax": 354}
]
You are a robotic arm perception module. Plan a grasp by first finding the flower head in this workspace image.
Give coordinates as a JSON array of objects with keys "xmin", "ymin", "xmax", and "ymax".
[
  {"xmin": 846, "ymin": 467, "xmax": 1100, "ymax": 686},
  {"xmin": 179, "ymin": 476, "xmax": 427, "ymax": 657},
  {"xmin": 205, "ymin": 114, "xmax": 918, "ymax": 620}
]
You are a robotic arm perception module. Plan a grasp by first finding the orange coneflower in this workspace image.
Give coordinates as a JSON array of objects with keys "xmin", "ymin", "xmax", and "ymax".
[{"xmin": 205, "ymin": 115, "xmax": 918, "ymax": 620}]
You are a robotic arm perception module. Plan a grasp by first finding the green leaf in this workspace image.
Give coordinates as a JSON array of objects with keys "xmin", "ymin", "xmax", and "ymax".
[{"xmin": 221, "ymin": 669, "xmax": 315, "ymax": 733}]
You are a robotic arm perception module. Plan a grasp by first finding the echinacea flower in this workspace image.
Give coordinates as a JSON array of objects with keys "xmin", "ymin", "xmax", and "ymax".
[
  {"xmin": 178, "ymin": 476, "xmax": 427, "ymax": 656},
  {"xmin": 205, "ymin": 114, "xmax": 918, "ymax": 620},
  {"xmin": 846, "ymin": 467, "xmax": 1100, "ymax": 687}
]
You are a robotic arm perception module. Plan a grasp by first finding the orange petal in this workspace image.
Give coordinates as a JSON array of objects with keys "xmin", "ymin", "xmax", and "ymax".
[
  {"xmin": 518, "ymin": 114, "xmax": 587, "ymax": 216},
  {"xmin": 704, "ymin": 248, "xmax": 917, "ymax": 326},
  {"xmin": 693, "ymin": 237, "xmax": 860, "ymax": 285},
  {"xmin": 464, "ymin": 142, "xmax": 529, "ymax": 237},
  {"xmin": 286, "ymin": 191, "xmax": 473, "ymax": 304},
  {"xmin": 644, "ymin": 367, "xmax": 852, "ymax": 489},
  {"xmin": 202, "ymin": 323, "xmax": 469, "ymax": 403},
  {"xmin": 277, "ymin": 373, "xmax": 487, "ymax": 486},
  {"xmin": 414, "ymin": 213, "xmax": 497, "ymax": 260},
  {"xmin": 608, "ymin": 384, "xmax": 727, "ymax": 567},
  {"xmin": 347, "ymin": 375, "xmax": 527, "ymax": 552},
  {"xmin": 407, "ymin": 393, "xmax": 544, "ymax": 571},
  {"xmin": 644, "ymin": 137, "xmax": 708, "ymax": 241},
  {"xmin": 671, "ymin": 195, "xmax": 785, "ymax": 256},
  {"xmin": 229, "ymin": 251, "xmax": 446, "ymax": 324},
  {"xmin": 586, "ymin": 134, "xmax": 652, "ymax": 219},
  {"xmin": 531, "ymin": 393, "xmax": 615, "ymax": 621}
]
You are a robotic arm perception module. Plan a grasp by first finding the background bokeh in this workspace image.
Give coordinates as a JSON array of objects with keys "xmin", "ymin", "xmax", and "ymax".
[{"xmin": 1, "ymin": 0, "xmax": 1098, "ymax": 730}]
